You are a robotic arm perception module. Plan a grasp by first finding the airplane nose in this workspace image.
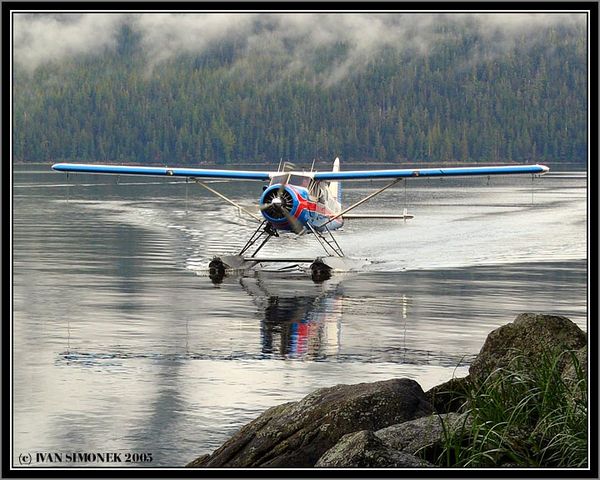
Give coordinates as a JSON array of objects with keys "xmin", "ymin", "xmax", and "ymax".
[{"xmin": 260, "ymin": 185, "xmax": 295, "ymax": 220}]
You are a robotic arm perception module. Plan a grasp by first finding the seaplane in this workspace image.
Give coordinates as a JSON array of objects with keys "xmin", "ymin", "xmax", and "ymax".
[{"xmin": 52, "ymin": 158, "xmax": 549, "ymax": 281}]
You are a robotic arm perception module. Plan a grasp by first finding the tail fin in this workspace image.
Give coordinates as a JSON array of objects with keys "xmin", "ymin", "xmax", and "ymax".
[{"xmin": 330, "ymin": 157, "xmax": 342, "ymax": 203}]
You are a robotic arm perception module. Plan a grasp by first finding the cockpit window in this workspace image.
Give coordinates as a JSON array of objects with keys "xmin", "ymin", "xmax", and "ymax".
[
  {"xmin": 289, "ymin": 175, "xmax": 311, "ymax": 187},
  {"xmin": 270, "ymin": 174, "xmax": 311, "ymax": 188}
]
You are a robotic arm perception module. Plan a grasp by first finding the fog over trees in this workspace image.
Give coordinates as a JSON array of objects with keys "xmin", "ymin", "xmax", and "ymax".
[{"xmin": 13, "ymin": 13, "xmax": 587, "ymax": 167}]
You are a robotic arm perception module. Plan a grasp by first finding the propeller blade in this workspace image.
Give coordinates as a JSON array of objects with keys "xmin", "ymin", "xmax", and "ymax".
[
  {"xmin": 277, "ymin": 176, "xmax": 288, "ymax": 197},
  {"xmin": 275, "ymin": 204, "xmax": 304, "ymax": 234}
]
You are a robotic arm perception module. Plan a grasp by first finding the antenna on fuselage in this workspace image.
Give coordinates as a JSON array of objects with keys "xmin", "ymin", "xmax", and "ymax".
[
  {"xmin": 310, "ymin": 158, "xmax": 316, "ymax": 172},
  {"xmin": 277, "ymin": 158, "xmax": 283, "ymax": 172}
]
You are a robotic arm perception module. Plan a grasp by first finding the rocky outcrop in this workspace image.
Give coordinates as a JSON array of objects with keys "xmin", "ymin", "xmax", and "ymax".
[
  {"xmin": 187, "ymin": 378, "xmax": 432, "ymax": 468},
  {"xmin": 425, "ymin": 313, "xmax": 587, "ymax": 415},
  {"xmin": 314, "ymin": 412, "xmax": 471, "ymax": 468},
  {"xmin": 315, "ymin": 430, "xmax": 434, "ymax": 468},
  {"xmin": 468, "ymin": 313, "xmax": 586, "ymax": 384}
]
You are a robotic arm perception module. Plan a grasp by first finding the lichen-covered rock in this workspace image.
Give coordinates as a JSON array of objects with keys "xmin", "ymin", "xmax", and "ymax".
[
  {"xmin": 374, "ymin": 412, "xmax": 471, "ymax": 463},
  {"xmin": 468, "ymin": 313, "xmax": 586, "ymax": 384},
  {"xmin": 315, "ymin": 430, "xmax": 434, "ymax": 468},
  {"xmin": 187, "ymin": 378, "xmax": 433, "ymax": 468}
]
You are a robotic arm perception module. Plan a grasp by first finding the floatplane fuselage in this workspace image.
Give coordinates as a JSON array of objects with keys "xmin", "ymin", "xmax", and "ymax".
[{"xmin": 259, "ymin": 158, "xmax": 344, "ymax": 234}]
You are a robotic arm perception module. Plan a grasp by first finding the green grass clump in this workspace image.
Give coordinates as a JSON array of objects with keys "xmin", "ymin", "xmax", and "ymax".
[{"xmin": 439, "ymin": 348, "xmax": 587, "ymax": 468}]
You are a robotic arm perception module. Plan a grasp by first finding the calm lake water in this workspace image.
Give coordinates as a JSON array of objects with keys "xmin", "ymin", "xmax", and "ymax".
[{"xmin": 12, "ymin": 164, "xmax": 587, "ymax": 468}]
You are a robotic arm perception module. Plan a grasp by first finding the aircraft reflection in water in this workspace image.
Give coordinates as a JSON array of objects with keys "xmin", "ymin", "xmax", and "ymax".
[
  {"xmin": 57, "ymin": 276, "xmax": 346, "ymax": 364},
  {"xmin": 240, "ymin": 274, "xmax": 343, "ymax": 359},
  {"xmin": 58, "ymin": 270, "xmax": 418, "ymax": 365}
]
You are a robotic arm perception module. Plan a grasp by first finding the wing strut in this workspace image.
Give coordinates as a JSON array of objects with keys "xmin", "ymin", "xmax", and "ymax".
[
  {"xmin": 306, "ymin": 223, "xmax": 344, "ymax": 257},
  {"xmin": 322, "ymin": 178, "xmax": 403, "ymax": 228},
  {"xmin": 194, "ymin": 180, "xmax": 262, "ymax": 223}
]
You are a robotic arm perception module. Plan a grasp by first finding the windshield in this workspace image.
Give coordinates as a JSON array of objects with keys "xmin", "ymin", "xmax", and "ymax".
[{"xmin": 270, "ymin": 174, "xmax": 311, "ymax": 188}]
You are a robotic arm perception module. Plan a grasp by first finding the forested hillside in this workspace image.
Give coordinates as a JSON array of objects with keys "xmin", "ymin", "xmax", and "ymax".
[{"xmin": 13, "ymin": 17, "xmax": 587, "ymax": 166}]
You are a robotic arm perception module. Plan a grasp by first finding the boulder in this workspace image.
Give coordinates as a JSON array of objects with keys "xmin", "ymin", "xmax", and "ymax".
[
  {"xmin": 315, "ymin": 430, "xmax": 434, "ymax": 468},
  {"xmin": 187, "ymin": 378, "xmax": 433, "ymax": 468},
  {"xmin": 426, "ymin": 376, "xmax": 471, "ymax": 414},
  {"xmin": 468, "ymin": 313, "xmax": 586, "ymax": 384},
  {"xmin": 375, "ymin": 412, "xmax": 471, "ymax": 463}
]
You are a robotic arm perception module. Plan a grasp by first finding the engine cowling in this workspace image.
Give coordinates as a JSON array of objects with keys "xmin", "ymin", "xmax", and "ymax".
[{"xmin": 260, "ymin": 184, "xmax": 306, "ymax": 231}]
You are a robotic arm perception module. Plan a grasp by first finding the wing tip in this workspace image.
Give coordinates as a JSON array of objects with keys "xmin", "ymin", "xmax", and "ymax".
[{"xmin": 537, "ymin": 164, "xmax": 550, "ymax": 174}]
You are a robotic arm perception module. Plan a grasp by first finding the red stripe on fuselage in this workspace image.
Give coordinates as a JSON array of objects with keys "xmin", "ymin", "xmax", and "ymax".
[{"xmin": 290, "ymin": 187, "xmax": 338, "ymax": 219}]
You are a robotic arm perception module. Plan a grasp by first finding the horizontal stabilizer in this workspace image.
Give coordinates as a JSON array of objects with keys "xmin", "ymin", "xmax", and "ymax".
[
  {"xmin": 243, "ymin": 257, "xmax": 317, "ymax": 263},
  {"xmin": 343, "ymin": 213, "xmax": 414, "ymax": 220}
]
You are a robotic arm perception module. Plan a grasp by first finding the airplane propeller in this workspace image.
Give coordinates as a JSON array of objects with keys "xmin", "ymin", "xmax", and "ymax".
[
  {"xmin": 260, "ymin": 173, "xmax": 292, "ymax": 215},
  {"xmin": 260, "ymin": 175, "xmax": 304, "ymax": 234}
]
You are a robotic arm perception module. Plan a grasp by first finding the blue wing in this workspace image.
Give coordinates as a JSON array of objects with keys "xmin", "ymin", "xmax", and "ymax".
[
  {"xmin": 52, "ymin": 162, "xmax": 549, "ymax": 182},
  {"xmin": 313, "ymin": 164, "xmax": 549, "ymax": 181},
  {"xmin": 51, "ymin": 163, "xmax": 271, "ymax": 181}
]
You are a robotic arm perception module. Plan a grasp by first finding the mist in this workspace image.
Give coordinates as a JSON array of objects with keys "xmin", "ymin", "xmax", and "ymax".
[{"xmin": 13, "ymin": 12, "xmax": 585, "ymax": 80}]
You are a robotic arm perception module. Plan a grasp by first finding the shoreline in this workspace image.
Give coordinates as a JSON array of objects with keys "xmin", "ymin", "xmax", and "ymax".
[{"xmin": 186, "ymin": 312, "xmax": 589, "ymax": 470}]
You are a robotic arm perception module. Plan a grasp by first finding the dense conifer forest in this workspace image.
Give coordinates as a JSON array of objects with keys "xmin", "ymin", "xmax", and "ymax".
[{"xmin": 13, "ymin": 17, "xmax": 587, "ymax": 167}]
